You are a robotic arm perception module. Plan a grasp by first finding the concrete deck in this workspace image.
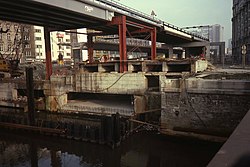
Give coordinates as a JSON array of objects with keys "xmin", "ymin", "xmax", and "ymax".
[
  {"xmin": 61, "ymin": 99, "xmax": 134, "ymax": 116},
  {"xmin": 208, "ymin": 109, "xmax": 250, "ymax": 167}
]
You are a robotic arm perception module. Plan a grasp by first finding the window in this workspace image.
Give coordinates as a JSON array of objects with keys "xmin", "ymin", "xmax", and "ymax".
[
  {"xmin": 35, "ymin": 29, "xmax": 41, "ymax": 33},
  {"xmin": 58, "ymin": 38, "xmax": 62, "ymax": 43},
  {"xmin": 66, "ymin": 46, "xmax": 71, "ymax": 49},
  {"xmin": 14, "ymin": 25, "xmax": 18, "ymax": 31},
  {"xmin": 65, "ymin": 32, "xmax": 70, "ymax": 35},
  {"xmin": 66, "ymin": 39, "xmax": 70, "ymax": 42},
  {"xmin": 23, "ymin": 27, "xmax": 29, "ymax": 33},
  {"xmin": 25, "ymin": 44, "xmax": 30, "ymax": 48},
  {"xmin": 0, "ymin": 34, "xmax": 2, "ymax": 41},
  {"xmin": 7, "ymin": 33, "xmax": 11, "ymax": 41},
  {"xmin": 36, "ymin": 45, "xmax": 42, "ymax": 48},
  {"xmin": 35, "ymin": 37, "xmax": 41, "ymax": 41},
  {"xmin": 24, "ymin": 35, "xmax": 30, "ymax": 40},
  {"xmin": 15, "ymin": 34, "xmax": 19, "ymax": 40},
  {"xmin": 36, "ymin": 52, "xmax": 42, "ymax": 56},
  {"xmin": 7, "ymin": 44, "xmax": 11, "ymax": 51},
  {"xmin": 0, "ymin": 43, "xmax": 4, "ymax": 51},
  {"xmin": 25, "ymin": 51, "xmax": 31, "ymax": 57},
  {"xmin": 67, "ymin": 53, "xmax": 70, "ymax": 56},
  {"xmin": 6, "ymin": 23, "xmax": 10, "ymax": 29}
]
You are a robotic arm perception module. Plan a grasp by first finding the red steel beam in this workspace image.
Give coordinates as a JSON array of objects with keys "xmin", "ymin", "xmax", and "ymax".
[
  {"xmin": 126, "ymin": 20, "xmax": 153, "ymax": 30},
  {"xmin": 119, "ymin": 16, "xmax": 127, "ymax": 72},
  {"xmin": 151, "ymin": 27, "xmax": 157, "ymax": 60},
  {"xmin": 107, "ymin": 16, "xmax": 128, "ymax": 72},
  {"xmin": 130, "ymin": 28, "xmax": 151, "ymax": 35},
  {"xmin": 87, "ymin": 35, "xmax": 94, "ymax": 63},
  {"xmin": 44, "ymin": 27, "xmax": 52, "ymax": 80}
]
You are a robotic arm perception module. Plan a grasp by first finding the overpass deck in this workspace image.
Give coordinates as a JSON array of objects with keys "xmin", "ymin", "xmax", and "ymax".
[
  {"xmin": 0, "ymin": 0, "xmax": 207, "ymax": 44},
  {"xmin": 0, "ymin": 0, "xmax": 209, "ymax": 78}
]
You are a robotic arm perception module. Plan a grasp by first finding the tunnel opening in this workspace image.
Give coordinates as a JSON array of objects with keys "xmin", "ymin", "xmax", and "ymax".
[
  {"xmin": 17, "ymin": 89, "xmax": 45, "ymax": 98},
  {"xmin": 146, "ymin": 76, "xmax": 159, "ymax": 91},
  {"xmin": 167, "ymin": 64, "xmax": 191, "ymax": 72}
]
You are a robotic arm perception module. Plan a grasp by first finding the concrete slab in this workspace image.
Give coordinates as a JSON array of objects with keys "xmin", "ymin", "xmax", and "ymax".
[{"xmin": 61, "ymin": 99, "xmax": 134, "ymax": 116}]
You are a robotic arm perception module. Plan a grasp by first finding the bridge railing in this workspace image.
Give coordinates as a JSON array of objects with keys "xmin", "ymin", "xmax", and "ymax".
[
  {"xmin": 92, "ymin": 0, "xmax": 162, "ymax": 25},
  {"xmin": 88, "ymin": 0, "xmax": 208, "ymax": 41},
  {"xmin": 163, "ymin": 22, "xmax": 209, "ymax": 41}
]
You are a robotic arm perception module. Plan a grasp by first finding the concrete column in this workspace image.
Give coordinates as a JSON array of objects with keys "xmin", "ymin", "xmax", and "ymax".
[
  {"xmin": 185, "ymin": 48, "xmax": 190, "ymax": 58},
  {"xmin": 205, "ymin": 44, "xmax": 211, "ymax": 61},
  {"xmin": 220, "ymin": 44, "xmax": 225, "ymax": 68},
  {"xmin": 87, "ymin": 35, "xmax": 94, "ymax": 63},
  {"xmin": 44, "ymin": 76, "xmax": 68, "ymax": 112},
  {"xmin": 168, "ymin": 47, "xmax": 173, "ymax": 58},
  {"xmin": 162, "ymin": 61, "xmax": 169, "ymax": 72}
]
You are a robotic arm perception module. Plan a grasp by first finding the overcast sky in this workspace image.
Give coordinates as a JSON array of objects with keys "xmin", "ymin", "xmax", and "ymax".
[{"xmin": 117, "ymin": 0, "xmax": 232, "ymax": 42}]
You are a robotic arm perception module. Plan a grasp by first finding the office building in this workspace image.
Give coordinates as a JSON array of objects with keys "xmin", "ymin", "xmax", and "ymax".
[{"xmin": 232, "ymin": 0, "xmax": 250, "ymax": 64}]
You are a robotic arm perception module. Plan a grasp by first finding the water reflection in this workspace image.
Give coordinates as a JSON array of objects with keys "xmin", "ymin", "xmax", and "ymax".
[{"xmin": 0, "ymin": 131, "xmax": 221, "ymax": 167}]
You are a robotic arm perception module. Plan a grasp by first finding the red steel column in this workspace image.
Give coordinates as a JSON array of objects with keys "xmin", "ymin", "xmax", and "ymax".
[
  {"xmin": 119, "ymin": 16, "xmax": 127, "ymax": 72},
  {"xmin": 44, "ymin": 27, "xmax": 52, "ymax": 80},
  {"xmin": 151, "ymin": 27, "xmax": 157, "ymax": 60},
  {"xmin": 87, "ymin": 35, "xmax": 94, "ymax": 63}
]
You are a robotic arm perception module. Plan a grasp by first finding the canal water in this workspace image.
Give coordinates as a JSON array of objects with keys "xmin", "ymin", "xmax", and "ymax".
[{"xmin": 0, "ymin": 130, "xmax": 222, "ymax": 167}]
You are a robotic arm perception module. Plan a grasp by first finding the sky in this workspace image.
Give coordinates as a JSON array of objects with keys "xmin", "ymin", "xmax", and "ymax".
[{"xmin": 116, "ymin": 0, "xmax": 232, "ymax": 43}]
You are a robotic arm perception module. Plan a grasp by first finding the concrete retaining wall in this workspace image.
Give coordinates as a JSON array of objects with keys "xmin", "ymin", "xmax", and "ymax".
[
  {"xmin": 160, "ymin": 77, "xmax": 250, "ymax": 136},
  {"xmin": 76, "ymin": 72, "xmax": 147, "ymax": 94}
]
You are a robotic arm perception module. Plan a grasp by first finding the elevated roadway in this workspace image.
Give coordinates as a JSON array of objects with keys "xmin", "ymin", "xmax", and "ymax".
[
  {"xmin": 0, "ymin": 0, "xmax": 207, "ymax": 44},
  {"xmin": 0, "ymin": 0, "xmax": 209, "ymax": 77}
]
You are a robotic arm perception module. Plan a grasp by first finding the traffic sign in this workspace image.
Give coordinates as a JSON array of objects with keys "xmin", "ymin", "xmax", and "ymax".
[
  {"xmin": 242, "ymin": 44, "xmax": 247, "ymax": 50},
  {"xmin": 241, "ymin": 44, "xmax": 247, "ymax": 55}
]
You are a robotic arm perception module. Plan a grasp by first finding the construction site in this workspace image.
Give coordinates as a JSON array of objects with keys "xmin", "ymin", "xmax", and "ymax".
[{"xmin": 0, "ymin": 0, "xmax": 249, "ymax": 154}]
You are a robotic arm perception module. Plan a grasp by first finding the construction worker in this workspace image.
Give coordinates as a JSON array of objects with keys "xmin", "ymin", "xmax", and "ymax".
[{"xmin": 58, "ymin": 53, "xmax": 64, "ymax": 65}]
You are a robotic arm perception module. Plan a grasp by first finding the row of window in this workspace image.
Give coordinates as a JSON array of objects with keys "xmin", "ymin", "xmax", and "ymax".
[
  {"xmin": 57, "ymin": 38, "xmax": 71, "ymax": 42},
  {"xmin": 0, "ymin": 43, "xmax": 31, "ymax": 51},
  {"xmin": 0, "ymin": 43, "xmax": 10, "ymax": 51},
  {"xmin": 0, "ymin": 34, "xmax": 30, "ymax": 41},
  {"xmin": 0, "ymin": 43, "xmax": 71, "ymax": 51},
  {"xmin": 0, "ymin": 24, "xmax": 30, "ymax": 32}
]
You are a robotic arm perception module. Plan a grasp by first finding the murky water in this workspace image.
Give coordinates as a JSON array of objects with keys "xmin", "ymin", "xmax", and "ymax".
[{"xmin": 0, "ymin": 130, "xmax": 222, "ymax": 167}]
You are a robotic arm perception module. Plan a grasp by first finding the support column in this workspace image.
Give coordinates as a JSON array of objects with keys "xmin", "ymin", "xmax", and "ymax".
[
  {"xmin": 205, "ymin": 44, "xmax": 210, "ymax": 61},
  {"xmin": 119, "ymin": 16, "xmax": 127, "ymax": 72},
  {"xmin": 87, "ymin": 35, "xmax": 94, "ymax": 63},
  {"xmin": 151, "ymin": 27, "xmax": 157, "ymax": 60},
  {"xmin": 185, "ymin": 48, "xmax": 190, "ymax": 58},
  {"xmin": 220, "ymin": 44, "xmax": 225, "ymax": 68},
  {"xmin": 44, "ymin": 27, "xmax": 52, "ymax": 80},
  {"xmin": 169, "ymin": 47, "xmax": 174, "ymax": 58}
]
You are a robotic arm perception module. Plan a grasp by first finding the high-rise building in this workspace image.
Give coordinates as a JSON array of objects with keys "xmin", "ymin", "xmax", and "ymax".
[
  {"xmin": 232, "ymin": 0, "xmax": 250, "ymax": 64},
  {"xmin": 188, "ymin": 24, "xmax": 224, "ymax": 42},
  {"xmin": 50, "ymin": 31, "xmax": 72, "ymax": 62},
  {"xmin": 228, "ymin": 38, "xmax": 232, "ymax": 49},
  {"xmin": 34, "ymin": 26, "xmax": 45, "ymax": 62},
  {"xmin": 209, "ymin": 24, "xmax": 224, "ymax": 43}
]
